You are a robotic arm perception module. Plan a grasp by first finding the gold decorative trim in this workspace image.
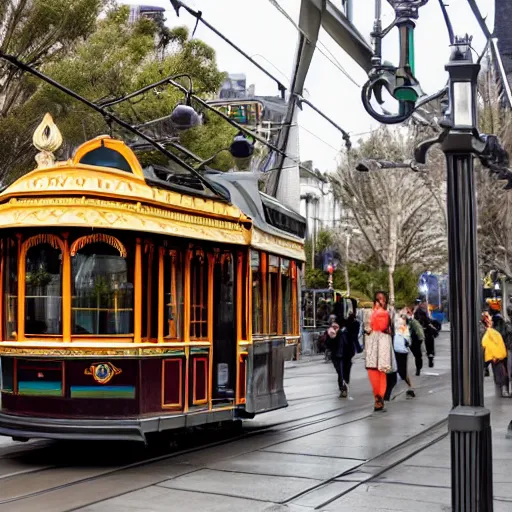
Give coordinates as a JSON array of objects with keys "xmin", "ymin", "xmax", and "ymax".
[
  {"xmin": 33, "ymin": 113, "xmax": 63, "ymax": 169},
  {"xmin": 0, "ymin": 197, "xmax": 250, "ymax": 246},
  {"xmin": 84, "ymin": 362, "xmax": 122, "ymax": 384},
  {"xmin": 252, "ymin": 228, "xmax": 305, "ymax": 261},
  {"xmin": 72, "ymin": 136, "xmax": 145, "ymax": 179},
  {"xmin": 0, "ymin": 167, "xmax": 247, "ymax": 222},
  {"xmin": 0, "ymin": 346, "xmax": 193, "ymax": 358},
  {"xmin": 71, "ymin": 234, "xmax": 127, "ymax": 257},
  {"xmin": 22, "ymin": 233, "xmax": 63, "ymax": 252}
]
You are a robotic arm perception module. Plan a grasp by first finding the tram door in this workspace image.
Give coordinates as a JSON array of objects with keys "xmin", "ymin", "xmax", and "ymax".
[{"xmin": 212, "ymin": 252, "xmax": 236, "ymax": 402}]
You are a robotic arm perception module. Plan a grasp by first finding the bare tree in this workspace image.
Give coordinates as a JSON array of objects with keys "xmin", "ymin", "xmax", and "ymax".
[
  {"xmin": 476, "ymin": 61, "xmax": 512, "ymax": 279},
  {"xmin": 331, "ymin": 127, "xmax": 447, "ymax": 305}
]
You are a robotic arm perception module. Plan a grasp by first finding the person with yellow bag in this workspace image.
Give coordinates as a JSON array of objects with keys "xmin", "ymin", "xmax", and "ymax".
[{"xmin": 481, "ymin": 312, "xmax": 509, "ymax": 397}]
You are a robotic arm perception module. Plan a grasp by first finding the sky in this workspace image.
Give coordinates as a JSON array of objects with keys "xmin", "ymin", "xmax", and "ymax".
[{"xmin": 124, "ymin": 0, "xmax": 495, "ymax": 173}]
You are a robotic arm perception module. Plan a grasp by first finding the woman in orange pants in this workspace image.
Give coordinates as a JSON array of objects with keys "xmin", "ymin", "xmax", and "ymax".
[{"xmin": 365, "ymin": 291, "xmax": 394, "ymax": 412}]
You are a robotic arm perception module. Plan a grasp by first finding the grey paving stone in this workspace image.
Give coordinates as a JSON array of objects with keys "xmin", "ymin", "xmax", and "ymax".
[
  {"xmin": 159, "ymin": 468, "xmax": 321, "ymax": 503},
  {"xmin": 261, "ymin": 433, "xmax": 406, "ymax": 460},
  {"xmin": 291, "ymin": 481, "xmax": 356, "ymax": 508},
  {"xmin": 78, "ymin": 486, "xmax": 275, "ymax": 512},
  {"xmin": 323, "ymin": 483, "xmax": 451, "ymax": 512},
  {"xmin": 205, "ymin": 450, "xmax": 360, "ymax": 479}
]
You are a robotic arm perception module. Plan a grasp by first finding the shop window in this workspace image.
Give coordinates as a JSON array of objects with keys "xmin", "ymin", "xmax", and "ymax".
[
  {"xmin": 281, "ymin": 259, "xmax": 292, "ymax": 334},
  {"xmin": 268, "ymin": 255, "xmax": 279, "ymax": 334},
  {"xmin": 190, "ymin": 250, "xmax": 208, "ymax": 340},
  {"xmin": 25, "ymin": 240, "xmax": 62, "ymax": 335},
  {"xmin": 3, "ymin": 238, "xmax": 17, "ymax": 340},
  {"xmin": 164, "ymin": 249, "xmax": 183, "ymax": 339},
  {"xmin": 71, "ymin": 239, "xmax": 133, "ymax": 335},
  {"xmin": 251, "ymin": 251, "xmax": 263, "ymax": 335}
]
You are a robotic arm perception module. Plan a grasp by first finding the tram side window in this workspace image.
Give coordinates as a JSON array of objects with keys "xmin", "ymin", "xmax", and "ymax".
[
  {"xmin": 251, "ymin": 251, "xmax": 263, "ymax": 335},
  {"xmin": 238, "ymin": 252, "xmax": 248, "ymax": 340},
  {"xmin": 190, "ymin": 250, "xmax": 208, "ymax": 340},
  {"xmin": 164, "ymin": 249, "xmax": 183, "ymax": 339},
  {"xmin": 268, "ymin": 255, "xmax": 279, "ymax": 334},
  {"xmin": 72, "ymin": 241, "xmax": 133, "ymax": 335},
  {"xmin": 25, "ymin": 242, "xmax": 62, "ymax": 335},
  {"xmin": 281, "ymin": 259, "xmax": 292, "ymax": 334},
  {"xmin": 4, "ymin": 239, "xmax": 17, "ymax": 340},
  {"xmin": 142, "ymin": 242, "xmax": 158, "ymax": 341}
]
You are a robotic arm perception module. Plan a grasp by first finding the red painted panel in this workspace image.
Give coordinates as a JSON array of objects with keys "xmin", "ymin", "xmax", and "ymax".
[
  {"xmin": 162, "ymin": 359, "xmax": 182, "ymax": 409},
  {"xmin": 193, "ymin": 357, "xmax": 208, "ymax": 404}
]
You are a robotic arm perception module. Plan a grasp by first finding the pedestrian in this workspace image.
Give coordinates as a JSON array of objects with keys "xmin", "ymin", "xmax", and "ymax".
[
  {"xmin": 365, "ymin": 291, "xmax": 394, "ymax": 412},
  {"xmin": 406, "ymin": 307, "xmax": 425, "ymax": 376},
  {"xmin": 346, "ymin": 298, "xmax": 363, "ymax": 355},
  {"xmin": 325, "ymin": 322, "xmax": 354, "ymax": 398},
  {"xmin": 332, "ymin": 293, "xmax": 344, "ymax": 325},
  {"xmin": 505, "ymin": 307, "xmax": 512, "ymax": 391},
  {"xmin": 481, "ymin": 312, "xmax": 509, "ymax": 397},
  {"xmin": 414, "ymin": 301, "xmax": 437, "ymax": 368},
  {"xmin": 385, "ymin": 310, "xmax": 415, "ymax": 400}
]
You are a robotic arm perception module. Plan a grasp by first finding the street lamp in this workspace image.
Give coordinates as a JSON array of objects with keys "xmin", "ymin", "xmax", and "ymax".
[
  {"xmin": 415, "ymin": 35, "xmax": 493, "ymax": 512},
  {"xmin": 195, "ymin": 132, "xmax": 255, "ymax": 170}
]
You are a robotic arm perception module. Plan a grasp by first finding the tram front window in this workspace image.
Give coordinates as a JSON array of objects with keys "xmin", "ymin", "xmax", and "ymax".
[
  {"xmin": 72, "ymin": 242, "xmax": 133, "ymax": 335},
  {"xmin": 25, "ymin": 242, "xmax": 62, "ymax": 335}
]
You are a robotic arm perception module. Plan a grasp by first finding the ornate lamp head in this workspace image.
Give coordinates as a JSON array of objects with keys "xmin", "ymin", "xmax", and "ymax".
[{"xmin": 32, "ymin": 113, "xmax": 63, "ymax": 169}]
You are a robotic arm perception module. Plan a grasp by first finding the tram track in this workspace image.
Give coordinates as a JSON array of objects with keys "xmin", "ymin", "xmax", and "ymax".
[
  {"xmin": 281, "ymin": 417, "xmax": 449, "ymax": 509},
  {"xmin": 0, "ymin": 370, "xmax": 452, "ymax": 511},
  {"xmin": 0, "ymin": 399, "xmax": 375, "ymax": 509}
]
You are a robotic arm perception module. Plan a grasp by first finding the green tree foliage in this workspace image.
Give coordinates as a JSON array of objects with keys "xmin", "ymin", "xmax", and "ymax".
[
  {"xmin": 346, "ymin": 262, "xmax": 419, "ymax": 307},
  {"xmin": 0, "ymin": 2, "xmax": 235, "ymax": 182}
]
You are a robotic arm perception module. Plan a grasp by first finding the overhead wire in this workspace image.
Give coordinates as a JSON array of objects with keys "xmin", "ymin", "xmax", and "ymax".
[
  {"xmin": 267, "ymin": 0, "xmax": 361, "ymax": 88},
  {"xmin": 164, "ymin": 1, "xmax": 356, "ymax": 171},
  {"xmin": 298, "ymin": 125, "xmax": 342, "ymax": 153}
]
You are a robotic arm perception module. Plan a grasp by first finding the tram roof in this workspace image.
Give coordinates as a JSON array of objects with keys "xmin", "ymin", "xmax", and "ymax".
[
  {"xmin": 0, "ymin": 115, "xmax": 305, "ymax": 260},
  {"xmin": 207, "ymin": 171, "xmax": 306, "ymax": 259}
]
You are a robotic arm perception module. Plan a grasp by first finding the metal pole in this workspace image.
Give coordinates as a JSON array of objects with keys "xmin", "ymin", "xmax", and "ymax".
[
  {"xmin": 444, "ymin": 149, "xmax": 493, "ymax": 512},
  {"xmin": 345, "ymin": 233, "xmax": 351, "ymax": 296},
  {"xmin": 413, "ymin": 37, "xmax": 494, "ymax": 511}
]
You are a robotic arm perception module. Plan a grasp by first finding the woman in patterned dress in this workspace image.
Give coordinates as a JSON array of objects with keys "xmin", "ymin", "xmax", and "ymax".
[{"xmin": 365, "ymin": 291, "xmax": 394, "ymax": 412}]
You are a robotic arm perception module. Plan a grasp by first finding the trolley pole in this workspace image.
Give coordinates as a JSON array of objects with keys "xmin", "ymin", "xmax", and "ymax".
[{"xmin": 416, "ymin": 36, "xmax": 493, "ymax": 511}]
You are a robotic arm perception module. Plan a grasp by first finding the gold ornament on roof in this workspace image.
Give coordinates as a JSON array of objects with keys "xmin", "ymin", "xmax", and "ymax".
[{"xmin": 32, "ymin": 113, "xmax": 63, "ymax": 169}]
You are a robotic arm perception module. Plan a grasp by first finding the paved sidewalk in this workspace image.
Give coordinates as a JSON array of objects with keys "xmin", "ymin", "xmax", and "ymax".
[{"xmin": 71, "ymin": 329, "xmax": 512, "ymax": 512}]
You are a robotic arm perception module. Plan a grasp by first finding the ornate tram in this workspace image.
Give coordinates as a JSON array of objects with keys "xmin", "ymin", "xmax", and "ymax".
[{"xmin": 0, "ymin": 116, "xmax": 305, "ymax": 442}]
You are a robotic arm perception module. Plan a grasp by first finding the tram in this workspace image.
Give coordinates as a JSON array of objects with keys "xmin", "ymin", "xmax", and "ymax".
[{"xmin": 0, "ymin": 115, "xmax": 305, "ymax": 443}]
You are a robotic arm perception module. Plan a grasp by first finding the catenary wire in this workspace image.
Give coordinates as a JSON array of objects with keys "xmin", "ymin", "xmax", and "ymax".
[{"xmin": 267, "ymin": 0, "xmax": 361, "ymax": 88}]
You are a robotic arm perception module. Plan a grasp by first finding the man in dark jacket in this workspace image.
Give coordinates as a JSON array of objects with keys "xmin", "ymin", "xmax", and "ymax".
[
  {"xmin": 326, "ymin": 322, "xmax": 355, "ymax": 398},
  {"xmin": 407, "ymin": 308, "xmax": 425, "ymax": 376},
  {"xmin": 415, "ymin": 301, "xmax": 436, "ymax": 368}
]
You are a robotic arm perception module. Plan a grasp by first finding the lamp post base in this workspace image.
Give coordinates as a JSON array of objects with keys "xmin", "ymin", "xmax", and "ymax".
[{"xmin": 449, "ymin": 406, "xmax": 493, "ymax": 511}]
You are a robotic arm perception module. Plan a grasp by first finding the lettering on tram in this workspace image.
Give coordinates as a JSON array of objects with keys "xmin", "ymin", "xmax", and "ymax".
[{"xmin": 0, "ymin": 115, "xmax": 306, "ymax": 442}]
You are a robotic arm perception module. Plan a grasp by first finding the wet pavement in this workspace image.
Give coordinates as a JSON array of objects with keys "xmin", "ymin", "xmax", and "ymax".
[{"xmin": 3, "ymin": 329, "xmax": 512, "ymax": 511}]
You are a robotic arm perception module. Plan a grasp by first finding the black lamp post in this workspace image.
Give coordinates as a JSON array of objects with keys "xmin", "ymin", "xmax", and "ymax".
[{"xmin": 415, "ymin": 35, "xmax": 493, "ymax": 512}]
